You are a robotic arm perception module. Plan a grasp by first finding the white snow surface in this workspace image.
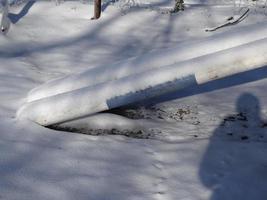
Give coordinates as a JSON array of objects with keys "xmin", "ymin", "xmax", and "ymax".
[{"xmin": 1, "ymin": 1, "xmax": 267, "ymax": 200}]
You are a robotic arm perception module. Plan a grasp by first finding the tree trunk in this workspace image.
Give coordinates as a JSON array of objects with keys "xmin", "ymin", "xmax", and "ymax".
[{"xmin": 92, "ymin": 0, "xmax": 101, "ymax": 20}]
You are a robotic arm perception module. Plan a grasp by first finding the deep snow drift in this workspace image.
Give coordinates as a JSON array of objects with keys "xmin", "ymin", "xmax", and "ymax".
[{"xmin": 1, "ymin": 1, "xmax": 267, "ymax": 200}]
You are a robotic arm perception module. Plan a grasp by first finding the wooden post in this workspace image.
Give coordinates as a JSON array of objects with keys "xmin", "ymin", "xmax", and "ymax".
[{"xmin": 92, "ymin": 0, "xmax": 101, "ymax": 20}]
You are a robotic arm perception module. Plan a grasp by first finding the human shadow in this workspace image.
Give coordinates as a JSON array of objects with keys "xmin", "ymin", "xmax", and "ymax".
[
  {"xmin": 8, "ymin": 0, "xmax": 36, "ymax": 24},
  {"xmin": 199, "ymin": 93, "xmax": 267, "ymax": 200}
]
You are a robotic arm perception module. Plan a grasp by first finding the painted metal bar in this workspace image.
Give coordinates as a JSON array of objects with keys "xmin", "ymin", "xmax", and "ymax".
[
  {"xmin": 17, "ymin": 38, "xmax": 267, "ymax": 126},
  {"xmin": 27, "ymin": 22, "xmax": 267, "ymax": 102}
]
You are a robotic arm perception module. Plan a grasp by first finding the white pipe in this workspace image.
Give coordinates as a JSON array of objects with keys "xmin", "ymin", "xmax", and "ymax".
[
  {"xmin": 17, "ymin": 38, "xmax": 267, "ymax": 126},
  {"xmin": 27, "ymin": 22, "xmax": 267, "ymax": 102}
]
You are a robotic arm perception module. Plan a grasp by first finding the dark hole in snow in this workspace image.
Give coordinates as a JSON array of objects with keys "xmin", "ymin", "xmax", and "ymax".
[
  {"xmin": 236, "ymin": 112, "xmax": 248, "ymax": 121},
  {"xmin": 227, "ymin": 16, "xmax": 234, "ymax": 21},
  {"xmin": 241, "ymin": 135, "xmax": 249, "ymax": 140},
  {"xmin": 242, "ymin": 124, "xmax": 248, "ymax": 128},
  {"xmin": 222, "ymin": 112, "xmax": 248, "ymax": 126},
  {"xmin": 47, "ymin": 125, "xmax": 155, "ymax": 139},
  {"xmin": 46, "ymin": 105, "xmax": 161, "ymax": 139},
  {"xmin": 261, "ymin": 122, "xmax": 267, "ymax": 128}
]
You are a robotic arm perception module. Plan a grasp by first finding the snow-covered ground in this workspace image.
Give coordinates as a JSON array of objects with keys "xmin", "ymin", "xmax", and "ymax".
[{"xmin": 1, "ymin": 0, "xmax": 267, "ymax": 199}]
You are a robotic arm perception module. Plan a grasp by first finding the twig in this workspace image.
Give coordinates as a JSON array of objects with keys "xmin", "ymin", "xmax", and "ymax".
[{"xmin": 205, "ymin": 8, "xmax": 250, "ymax": 32}]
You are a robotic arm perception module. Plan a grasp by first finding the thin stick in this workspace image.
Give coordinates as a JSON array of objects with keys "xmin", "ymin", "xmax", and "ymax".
[{"xmin": 205, "ymin": 8, "xmax": 249, "ymax": 32}]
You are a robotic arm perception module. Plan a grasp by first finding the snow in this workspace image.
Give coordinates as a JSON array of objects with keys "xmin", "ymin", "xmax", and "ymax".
[{"xmin": 1, "ymin": 1, "xmax": 267, "ymax": 199}]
